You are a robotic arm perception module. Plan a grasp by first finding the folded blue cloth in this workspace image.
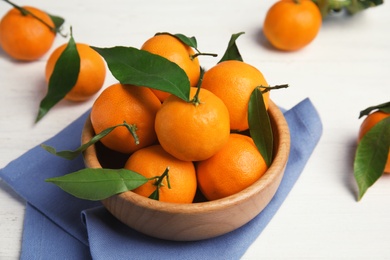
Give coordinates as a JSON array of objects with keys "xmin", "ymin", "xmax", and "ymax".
[{"xmin": 0, "ymin": 98, "xmax": 322, "ymax": 260}]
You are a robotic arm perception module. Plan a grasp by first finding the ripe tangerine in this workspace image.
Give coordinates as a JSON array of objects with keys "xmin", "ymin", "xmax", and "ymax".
[{"xmin": 0, "ymin": 6, "xmax": 56, "ymax": 61}]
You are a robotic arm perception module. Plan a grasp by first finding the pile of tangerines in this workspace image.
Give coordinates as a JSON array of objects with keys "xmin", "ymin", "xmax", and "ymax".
[{"xmin": 89, "ymin": 33, "xmax": 272, "ymax": 203}]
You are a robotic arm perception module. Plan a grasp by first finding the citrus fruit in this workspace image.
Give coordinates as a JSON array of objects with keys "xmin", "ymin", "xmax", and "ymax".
[
  {"xmin": 155, "ymin": 87, "xmax": 230, "ymax": 162},
  {"xmin": 124, "ymin": 144, "xmax": 197, "ymax": 203},
  {"xmin": 45, "ymin": 43, "xmax": 106, "ymax": 102},
  {"xmin": 358, "ymin": 111, "xmax": 390, "ymax": 173},
  {"xmin": 196, "ymin": 133, "xmax": 268, "ymax": 201},
  {"xmin": 90, "ymin": 83, "xmax": 161, "ymax": 154},
  {"xmin": 0, "ymin": 6, "xmax": 56, "ymax": 61},
  {"xmin": 141, "ymin": 34, "xmax": 200, "ymax": 101},
  {"xmin": 263, "ymin": 0, "xmax": 322, "ymax": 51},
  {"xmin": 201, "ymin": 60, "xmax": 269, "ymax": 131}
]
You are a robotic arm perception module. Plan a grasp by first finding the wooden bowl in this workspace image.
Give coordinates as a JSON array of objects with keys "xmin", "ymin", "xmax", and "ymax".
[{"xmin": 82, "ymin": 100, "xmax": 290, "ymax": 241}]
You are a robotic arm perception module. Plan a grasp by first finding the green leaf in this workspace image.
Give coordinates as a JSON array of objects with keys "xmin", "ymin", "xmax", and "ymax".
[
  {"xmin": 346, "ymin": 0, "xmax": 383, "ymax": 14},
  {"xmin": 354, "ymin": 117, "xmax": 390, "ymax": 201},
  {"xmin": 36, "ymin": 33, "xmax": 80, "ymax": 122},
  {"xmin": 312, "ymin": 0, "xmax": 383, "ymax": 18},
  {"xmin": 359, "ymin": 101, "xmax": 390, "ymax": 118},
  {"xmin": 148, "ymin": 189, "xmax": 159, "ymax": 200},
  {"xmin": 156, "ymin": 32, "xmax": 198, "ymax": 50},
  {"xmin": 248, "ymin": 87, "xmax": 273, "ymax": 167},
  {"xmin": 46, "ymin": 168, "xmax": 148, "ymax": 200},
  {"xmin": 41, "ymin": 121, "xmax": 137, "ymax": 160},
  {"xmin": 91, "ymin": 46, "xmax": 191, "ymax": 102},
  {"xmin": 47, "ymin": 13, "xmax": 65, "ymax": 33},
  {"xmin": 218, "ymin": 32, "xmax": 245, "ymax": 63}
]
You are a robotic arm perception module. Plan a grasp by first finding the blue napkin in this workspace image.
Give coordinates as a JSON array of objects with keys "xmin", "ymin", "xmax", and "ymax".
[{"xmin": 0, "ymin": 98, "xmax": 322, "ymax": 259}]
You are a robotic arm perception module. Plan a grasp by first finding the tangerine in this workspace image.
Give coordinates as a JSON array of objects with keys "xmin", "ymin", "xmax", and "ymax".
[
  {"xmin": 0, "ymin": 6, "xmax": 56, "ymax": 61},
  {"xmin": 124, "ymin": 145, "xmax": 197, "ymax": 203},
  {"xmin": 263, "ymin": 0, "xmax": 322, "ymax": 51},
  {"xmin": 45, "ymin": 43, "xmax": 106, "ymax": 102},
  {"xmin": 358, "ymin": 111, "xmax": 390, "ymax": 173},
  {"xmin": 155, "ymin": 87, "xmax": 230, "ymax": 162},
  {"xmin": 141, "ymin": 34, "xmax": 200, "ymax": 101},
  {"xmin": 90, "ymin": 83, "xmax": 161, "ymax": 154},
  {"xmin": 201, "ymin": 60, "xmax": 269, "ymax": 131},
  {"xmin": 196, "ymin": 133, "xmax": 268, "ymax": 201}
]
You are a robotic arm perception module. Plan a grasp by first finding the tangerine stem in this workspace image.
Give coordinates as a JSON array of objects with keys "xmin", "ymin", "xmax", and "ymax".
[
  {"xmin": 191, "ymin": 52, "xmax": 218, "ymax": 60},
  {"xmin": 153, "ymin": 167, "xmax": 171, "ymax": 188},
  {"xmin": 190, "ymin": 67, "xmax": 205, "ymax": 106},
  {"xmin": 123, "ymin": 121, "xmax": 140, "ymax": 145},
  {"xmin": 2, "ymin": 0, "xmax": 63, "ymax": 35},
  {"xmin": 258, "ymin": 84, "xmax": 289, "ymax": 94}
]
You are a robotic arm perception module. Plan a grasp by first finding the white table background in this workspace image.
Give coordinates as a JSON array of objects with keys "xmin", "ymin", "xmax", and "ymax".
[{"xmin": 1, "ymin": 0, "xmax": 389, "ymax": 259}]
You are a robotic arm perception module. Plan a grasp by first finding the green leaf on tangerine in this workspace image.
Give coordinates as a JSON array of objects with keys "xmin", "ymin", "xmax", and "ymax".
[
  {"xmin": 359, "ymin": 101, "xmax": 390, "ymax": 118},
  {"xmin": 248, "ymin": 87, "xmax": 273, "ymax": 167},
  {"xmin": 91, "ymin": 46, "xmax": 191, "ymax": 102},
  {"xmin": 36, "ymin": 31, "xmax": 80, "ymax": 122},
  {"xmin": 354, "ymin": 117, "xmax": 390, "ymax": 201},
  {"xmin": 149, "ymin": 189, "xmax": 159, "ymax": 200},
  {"xmin": 156, "ymin": 32, "xmax": 198, "ymax": 50},
  {"xmin": 47, "ymin": 13, "xmax": 65, "ymax": 33},
  {"xmin": 46, "ymin": 168, "xmax": 148, "ymax": 201},
  {"xmin": 218, "ymin": 32, "xmax": 245, "ymax": 63}
]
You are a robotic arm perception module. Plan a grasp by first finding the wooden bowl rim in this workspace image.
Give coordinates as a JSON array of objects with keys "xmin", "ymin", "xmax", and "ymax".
[{"xmin": 82, "ymin": 100, "xmax": 290, "ymax": 214}]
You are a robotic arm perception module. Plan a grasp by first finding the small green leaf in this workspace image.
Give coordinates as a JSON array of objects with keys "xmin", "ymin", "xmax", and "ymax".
[
  {"xmin": 354, "ymin": 117, "xmax": 390, "ymax": 201},
  {"xmin": 248, "ymin": 88, "xmax": 273, "ymax": 167},
  {"xmin": 41, "ymin": 121, "xmax": 137, "ymax": 160},
  {"xmin": 156, "ymin": 32, "xmax": 198, "ymax": 50},
  {"xmin": 359, "ymin": 101, "xmax": 390, "ymax": 118},
  {"xmin": 218, "ymin": 32, "xmax": 245, "ymax": 63},
  {"xmin": 47, "ymin": 13, "xmax": 65, "ymax": 33},
  {"xmin": 148, "ymin": 189, "xmax": 159, "ymax": 200},
  {"xmin": 91, "ymin": 46, "xmax": 191, "ymax": 101},
  {"xmin": 46, "ymin": 168, "xmax": 148, "ymax": 200},
  {"xmin": 36, "ymin": 31, "xmax": 80, "ymax": 122}
]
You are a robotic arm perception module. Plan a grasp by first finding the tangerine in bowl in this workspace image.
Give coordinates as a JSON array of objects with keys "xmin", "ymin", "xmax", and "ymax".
[{"xmin": 82, "ymin": 100, "xmax": 290, "ymax": 241}]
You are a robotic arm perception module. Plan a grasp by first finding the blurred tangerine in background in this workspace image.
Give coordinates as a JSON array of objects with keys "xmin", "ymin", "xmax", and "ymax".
[
  {"xmin": 263, "ymin": 0, "xmax": 322, "ymax": 51},
  {"xmin": 0, "ymin": 6, "xmax": 56, "ymax": 61}
]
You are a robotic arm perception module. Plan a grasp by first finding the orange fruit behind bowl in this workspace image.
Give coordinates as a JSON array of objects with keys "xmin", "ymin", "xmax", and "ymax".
[{"xmin": 263, "ymin": 0, "xmax": 322, "ymax": 51}]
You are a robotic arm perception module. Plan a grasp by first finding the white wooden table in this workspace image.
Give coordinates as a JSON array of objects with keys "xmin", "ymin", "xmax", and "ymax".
[{"xmin": 1, "ymin": 1, "xmax": 389, "ymax": 259}]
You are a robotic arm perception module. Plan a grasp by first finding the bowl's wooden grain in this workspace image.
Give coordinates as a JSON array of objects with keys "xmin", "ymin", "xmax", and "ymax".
[{"xmin": 82, "ymin": 100, "xmax": 290, "ymax": 241}]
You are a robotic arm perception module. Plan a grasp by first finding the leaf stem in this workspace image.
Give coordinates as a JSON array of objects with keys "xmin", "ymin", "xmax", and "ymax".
[
  {"xmin": 258, "ymin": 84, "xmax": 289, "ymax": 94},
  {"xmin": 148, "ymin": 167, "xmax": 171, "ymax": 200},
  {"xmin": 191, "ymin": 52, "xmax": 218, "ymax": 60},
  {"xmin": 2, "ymin": 0, "xmax": 66, "ymax": 36},
  {"xmin": 153, "ymin": 167, "xmax": 171, "ymax": 188},
  {"xmin": 190, "ymin": 67, "xmax": 205, "ymax": 106},
  {"xmin": 123, "ymin": 121, "xmax": 140, "ymax": 145}
]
